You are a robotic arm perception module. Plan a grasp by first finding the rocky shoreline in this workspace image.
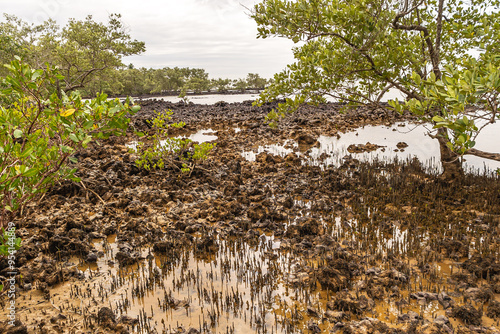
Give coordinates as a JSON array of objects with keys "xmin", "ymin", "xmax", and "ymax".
[{"xmin": 1, "ymin": 100, "xmax": 499, "ymax": 334}]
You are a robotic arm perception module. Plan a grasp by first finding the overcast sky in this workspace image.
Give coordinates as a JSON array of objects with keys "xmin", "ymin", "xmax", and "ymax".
[{"xmin": 1, "ymin": 0, "xmax": 295, "ymax": 79}]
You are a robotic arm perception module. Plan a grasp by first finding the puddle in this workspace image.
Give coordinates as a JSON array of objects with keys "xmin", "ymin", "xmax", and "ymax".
[
  {"xmin": 60, "ymin": 235, "xmax": 338, "ymax": 333},
  {"xmin": 126, "ymin": 129, "xmax": 218, "ymax": 151},
  {"xmin": 76, "ymin": 234, "xmax": 118, "ymax": 273},
  {"xmin": 241, "ymin": 122, "xmax": 500, "ymax": 174},
  {"xmin": 178, "ymin": 128, "xmax": 218, "ymax": 144},
  {"xmin": 241, "ymin": 140, "xmax": 296, "ymax": 162},
  {"xmin": 126, "ymin": 141, "xmax": 138, "ymax": 151}
]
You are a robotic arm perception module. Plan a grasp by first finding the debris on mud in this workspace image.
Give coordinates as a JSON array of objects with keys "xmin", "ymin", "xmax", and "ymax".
[{"xmin": 347, "ymin": 142, "xmax": 385, "ymax": 153}]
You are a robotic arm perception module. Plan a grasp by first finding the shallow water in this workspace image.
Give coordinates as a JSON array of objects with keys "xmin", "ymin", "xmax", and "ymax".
[
  {"xmin": 67, "ymin": 223, "xmax": 499, "ymax": 334},
  {"xmin": 140, "ymin": 88, "xmax": 403, "ymax": 105},
  {"xmin": 126, "ymin": 129, "xmax": 218, "ymax": 151},
  {"xmin": 142, "ymin": 94, "xmax": 260, "ymax": 104},
  {"xmin": 73, "ymin": 235, "xmax": 332, "ymax": 333},
  {"xmin": 180, "ymin": 128, "xmax": 218, "ymax": 144},
  {"xmin": 242, "ymin": 122, "xmax": 500, "ymax": 174}
]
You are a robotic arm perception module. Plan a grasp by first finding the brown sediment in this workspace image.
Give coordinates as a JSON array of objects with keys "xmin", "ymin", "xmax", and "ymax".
[{"xmin": 0, "ymin": 100, "xmax": 499, "ymax": 333}]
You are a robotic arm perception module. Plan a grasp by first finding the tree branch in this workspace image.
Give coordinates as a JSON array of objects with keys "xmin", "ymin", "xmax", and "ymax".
[
  {"xmin": 392, "ymin": 0, "xmax": 442, "ymax": 79},
  {"xmin": 64, "ymin": 65, "xmax": 107, "ymax": 92},
  {"xmin": 464, "ymin": 148, "xmax": 500, "ymax": 162},
  {"xmin": 307, "ymin": 31, "xmax": 423, "ymax": 101},
  {"xmin": 435, "ymin": 0, "xmax": 445, "ymax": 64}
]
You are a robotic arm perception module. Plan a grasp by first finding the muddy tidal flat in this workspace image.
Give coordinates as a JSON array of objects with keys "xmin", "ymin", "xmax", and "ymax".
[{"xmin": 1, "ymin": 100, "xmax": 500, "ymax": 334}]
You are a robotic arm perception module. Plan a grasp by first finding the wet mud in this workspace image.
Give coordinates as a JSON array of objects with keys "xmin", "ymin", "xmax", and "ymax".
[{"xmin": 1, "ymin": 100, "xmax": 499, "ymax": 334}]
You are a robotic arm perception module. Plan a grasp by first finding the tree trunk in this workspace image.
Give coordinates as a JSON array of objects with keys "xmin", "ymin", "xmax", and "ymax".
[
  {"xmin": 436, "ymin": 127, "xmax": 464, "ymax": 179},
  {"xmin": 56, "ymin": 79, "xmax": 62, "ymax": 100}
]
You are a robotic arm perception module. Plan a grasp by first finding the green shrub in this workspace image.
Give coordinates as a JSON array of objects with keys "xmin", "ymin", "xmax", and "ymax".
[
  {"xmin": 0, "ymin": 224, "xmax": 21, "ymax": 257},
  {"xmin": 134, "ymin": 110, "xmax": 215, "ymax": 173},
  {"xmin": 0, "ymin": 57, "xmax": 139, "ymax": 228}
]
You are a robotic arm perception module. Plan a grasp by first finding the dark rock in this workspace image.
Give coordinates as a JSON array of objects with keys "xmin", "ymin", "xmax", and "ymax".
[
  {"xmin": 396, "ymin": 142, "xmax": 408, "ymax": 149},
  {"xmin": 438, "ymin": 292, "xmax": 455, "ymax": 309},
  {"xmin": 214, "ymin": 101, "xmax": 228, "ymax": 107},
  {"xmin": 434, "ymin": 315, "xmax": 451, "ymax": 326},
  {"xmin": 256, "ymin": 152, "xmax": 276, "ymax": 164},
  {"xmin": 410, "ymin": 291, "xmax": 438, "ymax": 303},
  {"xmin": 153, "ymin": 241, "xmax": 174, "ymax": 253},
  {"xmin": 98, "ymin": 307, "xmax": 116, "ymax": 327},
  {"xmin": 432, "ymin": 315, "xmax": 454, "ymax": 334},
  {"xmin": 86, "ymin": 252, "xmax": 98, "ymax": 262},
  {"xmin": 317, "ymin": 266, "xmax": 348, "ymax": 292},
  {"xmin": 3, "ymin": 320, "xmax": 28, "ymax": 334},
  {"xmin": 247, "ymin": 204, "xmax": 266, "ymax": 221},
  {"xmin": 296, "ymin": 133, "xmax": 317, "ymax": 145},
  {"xmin": 365, "ymin": 267, "xmax": 381, "ymax": 275},
  {"xmin": 286, "ymin": 218, "xmax": 321, "ymax": 237},
  {"xmin": 325, "ymin": 310, "xmax": 345, "ymax": 322},
  {"xmin": 347, "ymin": 142, "xmax": 384, "ymax": 153},
  {"xmin": 115, "ymin": 251, "xmax": 138, "ymax": 266},
  {"xmin": 462, "ymin": 255, "xmax": 500, "ymax": 279},
  {"xmin": 332, "ymin": 291, "xmax": 363, "ymax": 314},
  {"xmin": 307, "ymin": 320, "xmax": 321, "ymax": 333},
  {"xmin": 196, "ymin": 234, "xmax": 218, "ymax": 253},
  {"xmin": 486, "ymin": 300, "xmax": 500, "ymax": 319},
  {"xmin": 48, "ymin": 235, "xmax": 89, "ymax": 255},
  {"xmin": 397, "ymin": 311, "xmax": 421, "ymax": 323},
  {"xmin": 307, "ymin": 307, "xmax": 320, "ymax": 318},
  {"xmin": 449, "ymin": 304, "xmax": 481, "ymax": 326},
  {"xmin": 119, "ymin": 315, "xmax": 139, "ymax": 325},
  {"xmin": 465, "ymin": 286, "xmax": 493, "ymax": 302}
]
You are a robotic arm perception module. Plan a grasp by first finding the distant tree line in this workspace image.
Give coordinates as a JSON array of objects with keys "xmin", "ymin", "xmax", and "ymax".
[
  {"xmin": 0, "ymin": 13, "xmax": 270, "ymax": 97},
  {"xmin": 99, "ymin": 66, "xmax": 271, "ymax": 97}
]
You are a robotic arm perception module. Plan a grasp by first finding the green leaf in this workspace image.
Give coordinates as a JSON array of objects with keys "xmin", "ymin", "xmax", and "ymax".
[
  {"xmin": 61, "ymin": 145, "xmax": 74, "ymax": 153},
  {"xmin": 83, "ymin": 120, "xmax": 94, "ymax": 130},
  {"xmin": 23, "ymin": 168, "xmax": 39, "ymax": 178},
  {"xmin": 31, "ymin": 70, "xmax": 42, "ymax": 81},
  {"xmin": 81, "ymin": 136, "xmax": 92, "ymax": 146},
  {"xmin": 69, "ymin": 133, "xmax": 79, "ymax": 142},
  {"xmin": 432, "ymin": 116, "xmax": 445, "ymax": 123},
  {"xmin": 20, "ymin": 147, "xmax": 34, "ymax": 158},
  {"xmin": 412, "ymin": 71, "xmax": 421, "ymax": 85},
  {"xmin": 13, "ymin": 129, "xmax": 23, "ymax": 138}
]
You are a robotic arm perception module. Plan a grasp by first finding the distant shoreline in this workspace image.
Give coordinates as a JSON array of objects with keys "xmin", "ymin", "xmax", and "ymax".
[{"xmin": 108, "ymin": 90, "xmax": 264, "ymax": 100}]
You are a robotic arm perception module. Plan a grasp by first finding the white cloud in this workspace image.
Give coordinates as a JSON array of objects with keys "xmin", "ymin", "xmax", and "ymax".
[{"xmin": 1, "ymin": 0, "xmax": 295, "ymax": 79}]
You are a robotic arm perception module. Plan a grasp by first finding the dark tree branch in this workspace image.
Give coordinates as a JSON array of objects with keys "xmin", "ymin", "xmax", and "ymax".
[
  {"xmin": 465, "ymin": 148, "xmax": 500, "ymax": 162},
  {"xmin": 392, "ymin": 0, "xmax": 442, "ymax": 79},
  {"xmin": 435, "ymin": 0, "xmax": 445, "ymax": 64},
  {"xmin": 64, "ymin": 65, "xmax": 107, "ymax": 92},
  {"xmin": 307, "ymin": 31, "xmax": 423, "ymax": 101}
]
